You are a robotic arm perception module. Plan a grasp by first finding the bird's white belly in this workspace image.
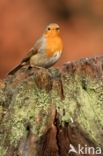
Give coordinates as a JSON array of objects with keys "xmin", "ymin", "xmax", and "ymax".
[
  {"xmin": 45, "ymin": 51, "xmax": 62, "ymax": 67},
  {"xmin": 30, "ymin": 51, "xmax": 62, "ymax": 68}
]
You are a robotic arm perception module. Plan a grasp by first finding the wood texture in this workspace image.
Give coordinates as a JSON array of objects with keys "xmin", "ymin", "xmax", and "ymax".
[{"xmin": 0, "ymin": 57, "xmax": 103, "ymax": 156}]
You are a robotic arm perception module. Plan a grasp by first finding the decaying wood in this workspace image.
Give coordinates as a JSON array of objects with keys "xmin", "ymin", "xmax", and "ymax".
[{"xmin": 0, "ymin": 57, "xmax": 103, "ymax": 156}]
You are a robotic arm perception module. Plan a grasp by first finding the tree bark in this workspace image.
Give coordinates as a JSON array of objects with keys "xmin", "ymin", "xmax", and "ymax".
[{"xmin": 0, "ymin": 57, "xmax": 103, "ymax": 156}]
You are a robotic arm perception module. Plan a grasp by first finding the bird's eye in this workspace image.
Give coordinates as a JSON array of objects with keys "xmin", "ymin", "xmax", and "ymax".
[
  {"xmin": 48, "ymin": 27, "xmax": 51, "ymax": 31},
  {"xmin": 56, "ymin": 27, "xmax": 60, "ymax": 31}
]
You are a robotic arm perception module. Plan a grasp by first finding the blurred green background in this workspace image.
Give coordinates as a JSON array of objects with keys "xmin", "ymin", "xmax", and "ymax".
[{"xmin": 0, "ymin": 0, "xmax": 103, "ymax": 78}]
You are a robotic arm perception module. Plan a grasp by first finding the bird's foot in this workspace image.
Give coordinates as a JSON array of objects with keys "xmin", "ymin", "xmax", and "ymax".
[
  {"xmin": 29, "ymin": 66, "xmax": 46, "ymax": 74},
  {"xmin": 33, "ymin": 66, "xmax": 44, "ymax": 70}
]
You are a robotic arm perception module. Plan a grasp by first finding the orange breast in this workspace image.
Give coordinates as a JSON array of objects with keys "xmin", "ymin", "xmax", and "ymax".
[{"xmin": 46, "ymin": 36, "xmax": 63, "ymax": 57}]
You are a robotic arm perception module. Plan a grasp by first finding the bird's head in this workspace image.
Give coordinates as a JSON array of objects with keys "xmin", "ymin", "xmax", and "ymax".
[{"xmin": 44, "ymin": 23, "xmax": 60, "ymax": 37}]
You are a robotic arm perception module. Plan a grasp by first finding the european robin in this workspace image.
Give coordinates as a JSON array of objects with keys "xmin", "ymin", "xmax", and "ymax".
[{"xmin": 8, "ymin": 23, "xmax": 63, "ymax": 75}]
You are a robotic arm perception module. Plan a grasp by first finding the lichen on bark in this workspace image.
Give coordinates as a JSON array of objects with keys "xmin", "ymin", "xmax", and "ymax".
[{"xmin": 0, "ymin": 57, "xmax": 103, "ymax": 156}]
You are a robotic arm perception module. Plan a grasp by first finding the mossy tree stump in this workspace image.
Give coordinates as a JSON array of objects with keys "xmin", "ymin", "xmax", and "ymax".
[{"xmin": 0, "ymin": 57, "xmax": 103, "ymax": 156}]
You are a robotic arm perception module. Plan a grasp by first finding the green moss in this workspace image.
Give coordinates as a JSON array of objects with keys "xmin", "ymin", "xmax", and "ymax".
[
  {"xmin": 49, "ymin": 73, "xmax": 103, "ymax": 146},
  {"xmin": 63, "ymin": 74, "xmax": 103, "ymax": 146},
  {"xmin": 0, "ymin": 69, "xmax": 103, "ymax": 155},
  {"xmin": 8, "ymin": 78, "xmax": 52, "ymax": 145},
  {"xmin": 0, "ymin": 88, "xmax": 5, "ymax": 106},
  {"xmin": 0, "ymin": 146, "xmax": 7, "ymax": 156}
]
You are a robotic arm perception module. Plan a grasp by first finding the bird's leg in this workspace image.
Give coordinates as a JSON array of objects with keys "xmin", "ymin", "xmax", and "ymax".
[
  {"xmin": 33, "ymin": 66, "xmax": 44, "ymax": 69},
  {"xmin": 30, "ymin": 64, "xmax": 45, "ymax": 70}
]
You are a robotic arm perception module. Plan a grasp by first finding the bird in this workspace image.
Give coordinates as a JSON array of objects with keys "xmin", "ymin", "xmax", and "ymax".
[{"xmin": 8, "ymin": 23, "xmax": 63, "ymax": 75}]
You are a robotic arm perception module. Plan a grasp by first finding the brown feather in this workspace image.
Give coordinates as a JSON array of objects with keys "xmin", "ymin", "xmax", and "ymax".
[{"xmin": 8, "ymin": 48, "xmax": 37, "ymax": 75}]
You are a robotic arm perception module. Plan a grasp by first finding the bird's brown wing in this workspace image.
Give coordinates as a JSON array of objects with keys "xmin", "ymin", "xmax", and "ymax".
[
  {"xmin": 20, "ymin": 36, "xmax": 42, "ymax": 64},
  {"xmin": 8, "ymin": 37, "xmax": 42, "ymax": 75},
  {"xmin": 21, "ymin": 48, "xmax": 37, "ymax": 64},
  {"xmin": 8, "ymin": 48, "xmax": 37, "ymax": 75}
]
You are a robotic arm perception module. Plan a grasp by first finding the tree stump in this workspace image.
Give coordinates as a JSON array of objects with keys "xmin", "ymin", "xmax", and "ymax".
[{"xmin": 0, "ymin": 57, "xmax": 103, "ymax": 156}]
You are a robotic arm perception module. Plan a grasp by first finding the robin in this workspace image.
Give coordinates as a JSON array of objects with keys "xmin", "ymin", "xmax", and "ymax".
[{"xmin": 8, "ymin": 23, "xmax": 63, "ymax": 75}]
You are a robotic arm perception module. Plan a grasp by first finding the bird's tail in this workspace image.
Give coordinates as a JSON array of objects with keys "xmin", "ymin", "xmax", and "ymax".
[{"xmin": 8, "ymin": 64, "xmax": 23, "ymax": 75}]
